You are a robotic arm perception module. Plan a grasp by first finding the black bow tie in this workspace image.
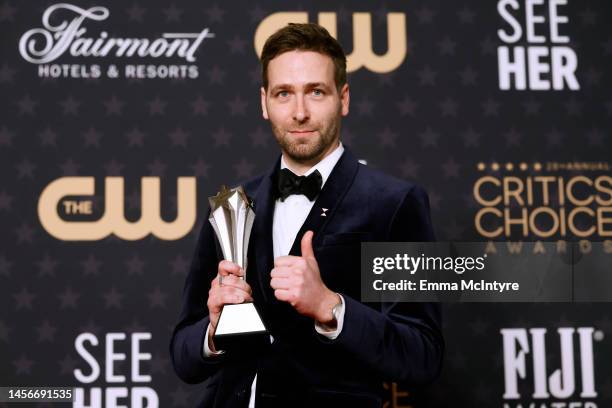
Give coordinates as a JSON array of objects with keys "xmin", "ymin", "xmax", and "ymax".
[{"xmin": 274, "ymin": 168, "xmax": 322, "ymax": 202}]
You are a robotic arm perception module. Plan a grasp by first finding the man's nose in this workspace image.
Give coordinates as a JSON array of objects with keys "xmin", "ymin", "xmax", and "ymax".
[{"xmin": 293, "ymin": 95, "xmax": 309, "ymax": 122}]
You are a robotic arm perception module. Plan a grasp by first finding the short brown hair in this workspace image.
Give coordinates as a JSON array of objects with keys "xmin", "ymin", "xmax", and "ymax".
[{"xmin": 260, "ymin": 23, "xmax": 347, "ymax": 90}]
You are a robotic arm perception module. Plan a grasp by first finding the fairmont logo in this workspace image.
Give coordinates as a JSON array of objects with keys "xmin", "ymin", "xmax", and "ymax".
[{"xmin": 19, "ymin": 3, "xmax": 214, "ymax": 79}]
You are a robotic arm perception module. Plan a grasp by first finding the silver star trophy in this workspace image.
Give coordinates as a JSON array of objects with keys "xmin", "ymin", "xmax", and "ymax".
[{"xmin": 208, "ymin": 185, "xmax": 267, "ymax": 349}]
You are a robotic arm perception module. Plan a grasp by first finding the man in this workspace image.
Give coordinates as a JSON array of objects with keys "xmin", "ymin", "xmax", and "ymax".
[{"xmin": 170, "ymin": 23, "xmax": 443, "ymax": 407}]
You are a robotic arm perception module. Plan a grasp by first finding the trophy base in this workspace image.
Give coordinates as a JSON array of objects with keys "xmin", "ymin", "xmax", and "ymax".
[{"xmin": 213, "ymin": 302, "xmax": 269, "ymax": 352}]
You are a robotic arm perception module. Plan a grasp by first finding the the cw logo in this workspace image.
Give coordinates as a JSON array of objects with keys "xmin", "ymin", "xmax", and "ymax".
[
  {"xmin": 254, "ymin": 12, "xmax": 407, "ymax": 73},
  {"xmin": 38, "ymin": 177, "xmax": 196, "ymax": 241}
]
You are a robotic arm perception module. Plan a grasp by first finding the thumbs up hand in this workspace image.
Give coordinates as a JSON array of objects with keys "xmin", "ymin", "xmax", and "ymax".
[{"xmin": 271, "ymin": 231, "xmax": 340, "ymax": 324}]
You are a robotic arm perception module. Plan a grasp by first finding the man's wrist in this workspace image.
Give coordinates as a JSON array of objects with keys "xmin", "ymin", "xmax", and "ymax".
[
  {"xmin": 203, "ymin": 322, "xmax": 224, "ymax": 357},
  {"xmin": 207, "ymin": 327, "xmax": 216, "ymax": 352},
  {"xmin": 208, "ymin": 319, "xmax": 223, "ymax": 353},
  {"xmin": 316, "ymin": 290, "xmax": 341, "ymax": 325}
]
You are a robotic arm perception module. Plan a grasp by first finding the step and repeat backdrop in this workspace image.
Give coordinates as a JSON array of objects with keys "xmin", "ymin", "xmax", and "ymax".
[{"xmin": 1, "ymin": 0, "xmax": 611, "ymax": 406}]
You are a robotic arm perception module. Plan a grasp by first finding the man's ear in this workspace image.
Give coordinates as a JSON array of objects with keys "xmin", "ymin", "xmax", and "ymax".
[
  {"xmin": 260, "ymin": 86, "xmax": 269, "ymax": 120},
  {"xmin": 340, "ymin": 83, "xmax": 350, "ymax": 116}
]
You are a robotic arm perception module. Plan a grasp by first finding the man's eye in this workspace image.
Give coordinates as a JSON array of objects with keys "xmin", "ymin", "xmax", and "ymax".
[
  {"xmin": 312, "ymin": 89, "xmax": 323, "ymax": 96},
  {"xmin": 277, "ymin": 91, "xmax": 289, "ymax": 97}
]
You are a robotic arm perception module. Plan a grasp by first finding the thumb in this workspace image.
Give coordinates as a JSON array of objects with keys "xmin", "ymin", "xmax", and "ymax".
[{"xmin": 300, "ymin": 230, "xmax": 315, "ymax": 259}]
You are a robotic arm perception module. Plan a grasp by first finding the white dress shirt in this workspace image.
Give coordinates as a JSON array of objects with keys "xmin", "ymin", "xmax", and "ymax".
[{"xmin": 204, "ymin": 143, "xmax": 347, "ymax": 407}]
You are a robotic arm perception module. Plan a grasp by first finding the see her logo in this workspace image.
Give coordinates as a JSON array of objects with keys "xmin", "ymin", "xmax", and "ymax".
[{"xmin": 497, "ymin": 0, "xmax": 580, "ymax": 91}]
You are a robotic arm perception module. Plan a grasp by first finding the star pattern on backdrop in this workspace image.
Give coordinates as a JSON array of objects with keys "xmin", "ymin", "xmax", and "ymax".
[{"xmin": 1, "ymin": 2, "xmax": 610, "ymax": 407}]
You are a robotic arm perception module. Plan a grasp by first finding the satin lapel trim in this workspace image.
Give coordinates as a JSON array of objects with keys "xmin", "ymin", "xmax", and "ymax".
[
  {"xmin": 252, "ymin": 158, "xmax": 279, "ymax": 303},
  {"xmin": 288, "ymin": 149, "xmax": 359, "ymax": 256}
]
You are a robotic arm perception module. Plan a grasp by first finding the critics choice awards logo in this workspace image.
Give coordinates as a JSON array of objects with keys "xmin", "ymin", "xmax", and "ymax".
[{"xmin": 473, "ymin": 161, "xmax": 612, "ymax": 252}]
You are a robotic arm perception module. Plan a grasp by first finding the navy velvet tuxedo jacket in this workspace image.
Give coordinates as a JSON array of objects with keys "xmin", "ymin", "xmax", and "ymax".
[{"xmin": 170, "ymin": 149, "xmax": 444, "ymax": 408}]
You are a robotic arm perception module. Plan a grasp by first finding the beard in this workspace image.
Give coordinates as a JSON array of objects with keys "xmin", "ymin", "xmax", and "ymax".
[{"xmin": 271, "ymin": 115, "xmax": 340, "ymax": 164}]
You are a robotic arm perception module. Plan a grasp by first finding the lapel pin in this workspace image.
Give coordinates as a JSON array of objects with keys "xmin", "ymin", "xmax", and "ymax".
[{"xmin": 321, "ymin": 208, "xmax": 328, "ymax": 216}]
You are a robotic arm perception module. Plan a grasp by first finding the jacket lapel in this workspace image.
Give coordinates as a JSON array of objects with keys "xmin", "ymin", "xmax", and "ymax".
[
  {"xmin": 251, "ymin": 158, "xmax": 279, "ymax": 304},
  {"xmin": 288, "ymin": 148, "xmax": 359, "ymax": 256},
  {"xmin": 250, "ymin": 148, "xmax": 359, "ymax": 304}
]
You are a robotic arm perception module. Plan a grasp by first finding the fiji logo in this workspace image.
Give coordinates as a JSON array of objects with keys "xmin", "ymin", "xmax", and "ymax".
[{"xmin": 501, "ymin": 327, "xmax": 600, "ymax": 403}]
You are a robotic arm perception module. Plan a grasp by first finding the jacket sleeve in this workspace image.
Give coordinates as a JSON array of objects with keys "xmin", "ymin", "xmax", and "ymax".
[
  {"xmin": 319, "ymin": 185, "xmax": 444, "ymax": 386},
  {"xmin": 169, "ymin": 213, "xmax": 225, "ymax": 384}
]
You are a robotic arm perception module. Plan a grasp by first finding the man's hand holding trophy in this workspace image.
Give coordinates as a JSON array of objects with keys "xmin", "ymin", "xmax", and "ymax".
[{"xmin": 206, "ymin": 186, "xmax": 267, "ymax": 353}]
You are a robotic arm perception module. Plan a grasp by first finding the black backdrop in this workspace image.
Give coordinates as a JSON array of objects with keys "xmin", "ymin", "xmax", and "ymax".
[{"xmin": 1, "ymin": 1, "xmax": 611, "ymax": 406}]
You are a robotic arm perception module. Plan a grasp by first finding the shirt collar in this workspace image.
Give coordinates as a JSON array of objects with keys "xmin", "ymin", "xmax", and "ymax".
[{"xmin": 280, "ymin": 142, "xmax": 344, "ymax": 187}]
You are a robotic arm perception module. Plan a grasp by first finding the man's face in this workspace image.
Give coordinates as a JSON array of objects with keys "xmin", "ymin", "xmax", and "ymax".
[{"xmin": 261, "ymin": 50, "xmax": 349, "ymax": 165}]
